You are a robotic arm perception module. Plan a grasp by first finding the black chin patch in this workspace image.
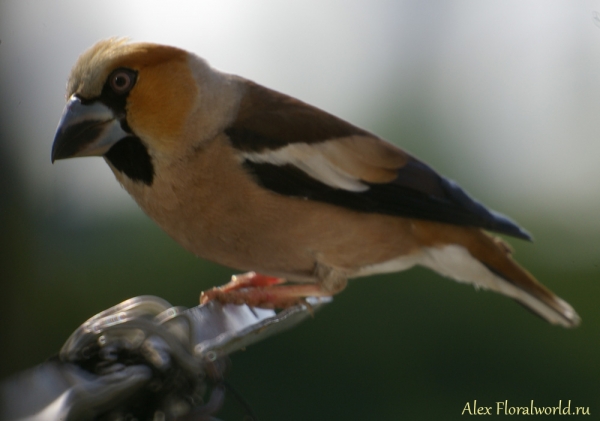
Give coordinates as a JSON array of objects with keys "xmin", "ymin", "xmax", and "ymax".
[{"xmin": 104, "ymin": 137, "xmax": 154, "ymax": 185}]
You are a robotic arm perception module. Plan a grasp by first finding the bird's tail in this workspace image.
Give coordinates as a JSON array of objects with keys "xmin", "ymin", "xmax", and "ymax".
[{"xmin": 416, "ymin": 225, "xmax": 580, "ymax": 327}]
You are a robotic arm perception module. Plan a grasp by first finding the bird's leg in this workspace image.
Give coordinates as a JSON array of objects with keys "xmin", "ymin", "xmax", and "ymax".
[
  {"xmin": 200, "ymin": 282, "xmax": 333, "ymax": 309},
  {"xmin": 219, "ymin": 271, "xmax": 286, "ymax": 291},
  {"xmin": 200, "ymin": 271, "xmax": 287, "ymax": 307},
  {"xmin": 199, "ymin": 266, "xmax": 348, "ymax": 309}
]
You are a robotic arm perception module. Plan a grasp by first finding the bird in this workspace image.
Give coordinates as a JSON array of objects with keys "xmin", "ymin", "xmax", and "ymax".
[{"xmin": 52, "ymin": 38, "xmax": 579, "ymax": 327}]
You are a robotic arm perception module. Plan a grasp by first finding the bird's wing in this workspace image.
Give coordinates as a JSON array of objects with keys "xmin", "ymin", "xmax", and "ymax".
[{"xmin": 227, "ymin": 81, "xmax": 531, "ymax": 240}]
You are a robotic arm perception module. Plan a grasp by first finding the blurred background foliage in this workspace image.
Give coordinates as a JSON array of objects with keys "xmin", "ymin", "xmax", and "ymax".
[{"xmin": 1, "ymin": 1, "xmax": 599, "ymax": 420}]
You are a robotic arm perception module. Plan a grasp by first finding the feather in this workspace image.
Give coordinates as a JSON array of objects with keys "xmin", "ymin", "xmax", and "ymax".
[{"xmin": 227, "ymin": 81, "xmax": 531, "ymax": 240}]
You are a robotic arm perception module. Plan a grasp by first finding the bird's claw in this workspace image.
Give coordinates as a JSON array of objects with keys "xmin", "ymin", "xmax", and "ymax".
[
  {"xmin": 200, "ymin": 287, "xmax": 306, "ymax": 309},
  {"xmin": 200, "ymin": 272, "xmax": 330, "ymax": 309}
]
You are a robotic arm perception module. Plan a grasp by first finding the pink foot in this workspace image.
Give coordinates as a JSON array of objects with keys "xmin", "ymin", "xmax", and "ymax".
[{"xmin": 200, "ymin": 272, "xmax": 331, "ymax": 309}]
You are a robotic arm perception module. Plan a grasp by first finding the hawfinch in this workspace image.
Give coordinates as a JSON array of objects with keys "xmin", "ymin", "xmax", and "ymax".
[{"xmin": 52, "ymin": 39, "xmax": 579, "ymax": 327}]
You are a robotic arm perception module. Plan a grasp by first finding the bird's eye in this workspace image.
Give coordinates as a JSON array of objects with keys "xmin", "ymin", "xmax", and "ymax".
[{"xmin": 109, "ymin": 69, "xmax": 137, "ymax": 94}]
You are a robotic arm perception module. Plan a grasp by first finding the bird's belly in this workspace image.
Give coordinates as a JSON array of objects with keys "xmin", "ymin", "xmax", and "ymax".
[
  {"xmin": 115, "ymin": 155, "xmax": 420, "ymax": 282},
  {"xmin": 161, "ymin": 199, "xmax": 420, "ymax": 282}
]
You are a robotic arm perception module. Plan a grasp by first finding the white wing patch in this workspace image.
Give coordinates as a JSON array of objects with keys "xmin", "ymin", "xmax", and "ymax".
[{"xmin": 240, "ymin": 141, "xmax": 370, "ymax": 192}]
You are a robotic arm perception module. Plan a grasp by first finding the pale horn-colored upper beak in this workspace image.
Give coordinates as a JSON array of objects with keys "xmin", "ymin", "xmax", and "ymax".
[{"xmin": 51, "ymin": 95, "xmax": 128, "ymax": 162}]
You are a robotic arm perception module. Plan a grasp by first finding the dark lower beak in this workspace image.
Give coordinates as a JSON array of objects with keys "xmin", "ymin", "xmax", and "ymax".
[{"xmin": 51, "ymin": 95, "xmax": 128, "ymax": 162}]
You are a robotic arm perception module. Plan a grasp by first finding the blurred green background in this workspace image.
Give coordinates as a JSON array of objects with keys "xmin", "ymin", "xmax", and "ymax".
[{"xmin": 1, "ymin": 1, "xmax": 599, "ymax": 420}]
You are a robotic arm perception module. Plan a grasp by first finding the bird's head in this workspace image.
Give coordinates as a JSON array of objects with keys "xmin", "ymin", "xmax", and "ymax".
[{"xmin": 51, "ymin": 38, "xmax": 240, "ymax": 185}]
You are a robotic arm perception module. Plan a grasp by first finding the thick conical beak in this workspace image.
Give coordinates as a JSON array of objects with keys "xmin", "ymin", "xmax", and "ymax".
[{"xmin": 51, "ymin": 95, "xmax": 128, "ymax": 162}]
